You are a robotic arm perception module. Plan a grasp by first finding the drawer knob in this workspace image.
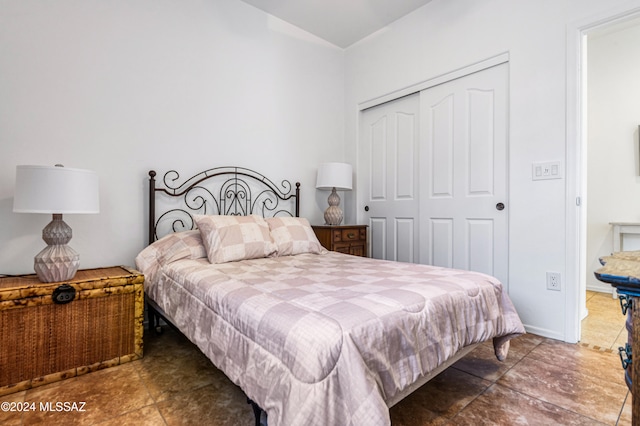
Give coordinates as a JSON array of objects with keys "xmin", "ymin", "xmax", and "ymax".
[{"xmin": 347, "ymin": 233, "xmax": 356, "ymax": 239}]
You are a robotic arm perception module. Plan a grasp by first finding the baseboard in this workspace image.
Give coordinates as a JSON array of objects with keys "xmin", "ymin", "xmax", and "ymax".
[
  {"xmin": 523, "ymin": 324, "xmax": 565, "ymax": 341},
  {"xmin": 586, "ymin": 282, "xmax": 615, "ymax": 294}
]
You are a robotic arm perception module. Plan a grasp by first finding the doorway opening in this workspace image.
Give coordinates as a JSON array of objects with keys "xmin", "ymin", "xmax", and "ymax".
[{"xmin": 568, "ymin": 8, "xmax": 640, "ymax": 344}]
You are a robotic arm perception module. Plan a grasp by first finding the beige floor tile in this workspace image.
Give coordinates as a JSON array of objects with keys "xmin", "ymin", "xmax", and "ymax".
[
  {"xmin": 96, "ymin": 405, "xmax": 166, "ymax": 426},
  {"xmin": 580, "ymin": 328, "xmax": 622, "ymax": 350},
  {"xmin": 451, "ymin": 343, "xmax": 520, "ymax": 382},
  {"xmin": 530, "ymin": 339, "xmax": 621, "ymax": 379},
  {"xmin": 0, "ymin": 391, "xmax": 27, "ymax": 426},
  {"xmin": 156, "ymin": 382, "xmax": 254, "ymax": 426},
  {"xmin": 508, "ymin": 332, "xmax": 546, "ymax": 353},
  {"xmin": 20, "ymin": 363, "xmax": 154, "ymax": 426},
  {"xmin": 136, "ymin": 331, "xmax": 227, "ymax": 403},
  {"xmin": 580, "ymin": 292, "xmax": 627, "ymax": 350},
  {"xmin": 389, "ymin": 367, "xmax": 492, "ymax": 424},
  {"xmin": 587, "ymin": 292, "xmax": 621, "ymax": 312},
  {"xmin": 497, "ymin": 356, "xmax": 627, "ymax": 424},
  {"xmin": 450, "ymin": 384, "xmax": 605, "ymax": 425},
  {"xmin": 618, "ymin": 393, "xmax": 633, "ymax": 426},
  {"xmin": 615, "ymin": 327, "xmax": 630, "ymax": 349}
]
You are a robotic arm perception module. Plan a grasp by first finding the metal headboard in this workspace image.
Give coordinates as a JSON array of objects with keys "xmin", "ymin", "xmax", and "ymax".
[{"xmin": 148, "ymin": 166, "xmax": 300, "ymax": 244}]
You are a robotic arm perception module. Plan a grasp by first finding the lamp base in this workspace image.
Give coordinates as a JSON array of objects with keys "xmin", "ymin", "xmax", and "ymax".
[
  {"xmin": 324, "ymin": 187, "xmax": 344, "ymax": 225},
  {"xmin": 34, "ymin": 215, "xmax": 79, "ymax": 282},
  {"xmin": 34, "ymin": 244, "xmax": 80, "ymax": 282},
  {"xmin": 324, "ymin": 206, "xmax": 344, "ymax": 226}
]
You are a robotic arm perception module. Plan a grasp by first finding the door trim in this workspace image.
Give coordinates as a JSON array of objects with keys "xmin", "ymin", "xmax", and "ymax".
[
  {"xmin": 566, "ymin": 4, "xmax": 640, "ymax": 343},
  {"xmin": 358, "ymin": 52, "xmax": 510, "ymax": 111}
]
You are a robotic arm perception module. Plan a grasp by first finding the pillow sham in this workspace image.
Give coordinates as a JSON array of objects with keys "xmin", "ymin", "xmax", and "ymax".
[
  {"xmin": 194, "ymin": 214, "xmax": 277, "ymax": 264},
  {"xmin": 266, "ymin": 217, "xmax": 325, "ymax": 256},
  {"xmin": 135, "ymin": 230, "xmax": 207, "ymax": 283}
]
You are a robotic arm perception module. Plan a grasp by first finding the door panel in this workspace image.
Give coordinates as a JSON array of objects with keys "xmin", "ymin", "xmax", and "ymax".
[
  {"xmin": 430, "ymin": 95, "xmax": 454, "ymax": 197},
  {"xmin": 369, "ymin": 218, "xmax": 387, "ymax": 260},
  {"xmin": 468, "ymin": 90, "xmax": 495, "ymax": 195},
  {"xmin": 359, "ymin": 94, "xmax": 420, "ymax": 262},
  {"xmin": 371, "ymin": 117, "xmax": 387, "ymax": 200},
  {"xmin": 430, "ymin": 218, "xmax": 453, "ymax": 268},
  {"xmin": 396, "ymin": 112, "xmax": 416, "ymax": 199},
  {"xmin": 467, "ymin": 219, "xmax": 494, "ymax": 276},
  {"xmin": 395, "ymin": 218, "xmax": 415, "ymax": 263},
  {"xmin": 420, "ymin": 63, "xmax": 508, "ymax": 287}
]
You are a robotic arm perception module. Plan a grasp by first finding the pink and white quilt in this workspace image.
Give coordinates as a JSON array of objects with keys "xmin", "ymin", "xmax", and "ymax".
[{"xmin": 137, "ymin": 236, "xmax": 524, "ymax": 425}]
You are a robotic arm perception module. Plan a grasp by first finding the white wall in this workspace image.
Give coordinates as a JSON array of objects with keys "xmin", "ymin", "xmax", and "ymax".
[
  {"xmin": 5, "ymin": 0, "xmax": 640, "ymax": 342},
  {"xmin": 586, "ymin": 20, "xmax": 640, "ymax": 292},
  {"xmin": 344, "ymin": 0, "xmax": 640, "ymax": 340},
  {"xmin": 0, "ymin": 0, "xmax": 345, "ymax": 274}
]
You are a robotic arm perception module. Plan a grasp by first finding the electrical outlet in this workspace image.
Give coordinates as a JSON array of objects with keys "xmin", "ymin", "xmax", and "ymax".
[{"xmin": 547, "ymin": 272, "xmax": 561, "ymax": 291}]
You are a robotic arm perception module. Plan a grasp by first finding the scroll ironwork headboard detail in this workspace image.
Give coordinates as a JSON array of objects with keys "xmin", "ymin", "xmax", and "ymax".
[{"xmin": 148, "ymin": 166, "xmax": 300, "ymax": 244}]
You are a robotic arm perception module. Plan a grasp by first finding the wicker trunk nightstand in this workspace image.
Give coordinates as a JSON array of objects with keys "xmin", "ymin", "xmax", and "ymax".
[
  {"xmin": 312, "ymin": 225, "xmax": 368, "ymax": 257},
  {"xmin": 0, "ymin": 266, "xmax": 144, "ymax": 396}
]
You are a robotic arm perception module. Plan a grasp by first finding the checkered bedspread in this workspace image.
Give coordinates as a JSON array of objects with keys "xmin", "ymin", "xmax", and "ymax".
[{"xmin": 140, "ymin": 251, "xmax": 524, "ymax": 425}]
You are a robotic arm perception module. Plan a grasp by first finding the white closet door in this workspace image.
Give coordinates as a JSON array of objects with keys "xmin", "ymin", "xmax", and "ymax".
[
  {"xmin": 420, "ymin": 63, "xmax": 509, "ymax": 287},
  {"xmin": 359, "ymin": 94, "xmax": 420, "ymax": 262}
]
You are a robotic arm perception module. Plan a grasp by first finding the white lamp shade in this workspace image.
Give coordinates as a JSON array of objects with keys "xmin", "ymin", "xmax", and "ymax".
[
  {"xmin": 13, "ymin": 165, "xmax": 100, "ymax": 214},
  {"xmin": 316, "ymin": 162, "xmax": 353, "ymax": 191}
]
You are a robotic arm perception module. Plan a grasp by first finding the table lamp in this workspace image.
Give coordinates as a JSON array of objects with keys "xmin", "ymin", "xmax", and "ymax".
[
  {"xmin": 13, "ymin": 165, "xmax": 100, "ymax": 282},
  {"xmin": 316, "ymin": 162, "xmax": 352, "ymax": 226}
]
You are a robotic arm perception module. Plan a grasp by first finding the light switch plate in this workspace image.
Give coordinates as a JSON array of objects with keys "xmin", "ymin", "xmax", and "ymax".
[{"xmin": 532, "ymin": 161, "xmax": 563, "ymax": 181}]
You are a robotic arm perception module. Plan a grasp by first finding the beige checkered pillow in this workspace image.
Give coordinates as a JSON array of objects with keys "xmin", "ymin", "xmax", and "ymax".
[
  {"xmin": 194, "ymin": 215, "xmax": 277, "ymax": 263},
  {"xmin": 162, "ymin": 230, "xmax": 207, "ymax": 262},
  {"xmin": 266, "ymin": 217, "xmax": 325, "ymax": 256},
  {"xmin": 135, "ymin": 230, "xmax": 207, "ymax": 284}
]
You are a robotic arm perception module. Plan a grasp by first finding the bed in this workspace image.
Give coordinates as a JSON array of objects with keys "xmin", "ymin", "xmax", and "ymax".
[{"xmin": 135, "ymin": 166, "xmax": 525, "ymax": 426}]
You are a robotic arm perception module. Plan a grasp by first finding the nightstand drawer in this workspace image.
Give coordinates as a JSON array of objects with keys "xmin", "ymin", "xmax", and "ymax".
[
  {"xmin": 313, "ymin": 225, "xmax": 368, "ymax": 258},
  {"xmin": 336, "ymin": 228, "xmax": 365, "ymax": 243}
]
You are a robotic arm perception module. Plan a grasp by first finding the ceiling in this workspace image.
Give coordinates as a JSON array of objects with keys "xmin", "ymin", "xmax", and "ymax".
[{"xmin": 238, "ymin": 0, "xmax": 434, "ymax": 48}]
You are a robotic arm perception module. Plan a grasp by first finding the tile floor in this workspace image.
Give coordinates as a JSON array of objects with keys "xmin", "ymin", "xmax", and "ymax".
[
  {"xmin": 0, "ymin": 290, "xmax": 632, "ymax": 425},
  {"xmin": 580, "ymin": 291, "xmax": 629, "ymax": 352}
]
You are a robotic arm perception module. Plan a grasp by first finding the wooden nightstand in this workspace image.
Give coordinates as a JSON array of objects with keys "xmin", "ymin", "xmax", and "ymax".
[
  {"xmin": 0, "ymin": 266, "xmax": 144, "ymax": 395},
  {"xmin": 312, "ymin": 224, "xmax": 368, "ymax": 257}
]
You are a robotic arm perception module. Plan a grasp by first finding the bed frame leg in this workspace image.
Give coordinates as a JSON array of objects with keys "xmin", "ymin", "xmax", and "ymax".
[
  {"xmin": 247, "ymin": 398, "xmax": 267, "ymax": 426},
  {"xmin": 146, "ymin": 303, "xmax": 163, "ymax": 334},
  {"xmin": 152, "ymin": 315, "xmax": 163, "ymax": 334}
]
